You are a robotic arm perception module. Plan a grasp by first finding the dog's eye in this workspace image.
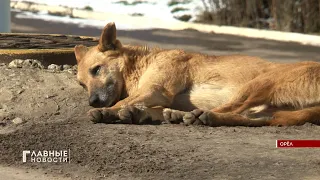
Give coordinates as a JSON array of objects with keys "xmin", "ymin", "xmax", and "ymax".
[{"xmin": 91, "ymin": 65, "xmax": 101, "ymax": 76}]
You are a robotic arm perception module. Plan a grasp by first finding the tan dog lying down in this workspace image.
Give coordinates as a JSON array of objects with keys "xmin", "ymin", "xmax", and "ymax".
[{"xmin": 74, "ymin": 22, "xmax": 320, "ymax": 126}]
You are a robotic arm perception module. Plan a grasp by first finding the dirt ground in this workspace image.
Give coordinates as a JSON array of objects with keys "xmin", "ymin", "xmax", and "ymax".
[{"xmin": 0, "ymin": 62, "xmax": 320, "ymax": 180}]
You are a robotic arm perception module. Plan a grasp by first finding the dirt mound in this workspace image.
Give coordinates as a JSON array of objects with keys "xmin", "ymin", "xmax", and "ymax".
[{"xmin": 0, "ymin": 63, "xmax": 320, "ymax": 180}]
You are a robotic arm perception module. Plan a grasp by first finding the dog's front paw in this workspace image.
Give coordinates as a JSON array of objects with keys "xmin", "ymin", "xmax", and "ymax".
[
  {"xmin": 118, "ymin": 105, "xmax": 152, "ymax": 124},
  {"xmin": 117, "ymin": 106, "xmax": 134, "ymax": 124},
  {"xmin": 87, "ymin": 108, "xmax": 118, "ymax": 123},
  {"xmin": 196, "ymin": 110, "xmax": 216, "ymax": 126},
  {"xmin": 183, "ymin": 109, "xmax": 205, "ymax": 126},
  {"xmin": 163, "ymin": 108, "xmax": 186, "ymax": 124}
]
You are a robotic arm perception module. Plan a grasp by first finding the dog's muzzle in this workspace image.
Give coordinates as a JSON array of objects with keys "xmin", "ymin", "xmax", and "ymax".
[{"xmin": 89, "ymin": 94, "xmax": 104, "ymax": 108}]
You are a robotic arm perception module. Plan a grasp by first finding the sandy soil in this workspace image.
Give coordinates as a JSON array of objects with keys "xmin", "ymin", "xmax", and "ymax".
[{"xmin": 0, "ymin": 64, "xmax": 320, "ymax": 180}]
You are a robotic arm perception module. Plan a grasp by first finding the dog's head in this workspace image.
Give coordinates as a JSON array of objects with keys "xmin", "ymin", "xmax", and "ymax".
[{"xmin": 74, "ymin": 22, "xmax": 125, "ymax": 108}]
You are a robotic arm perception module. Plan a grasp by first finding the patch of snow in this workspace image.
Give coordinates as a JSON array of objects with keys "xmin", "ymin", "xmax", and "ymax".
[{"xmin": 12, "ymin": 0, "xmax": 213, "ymax": 30}]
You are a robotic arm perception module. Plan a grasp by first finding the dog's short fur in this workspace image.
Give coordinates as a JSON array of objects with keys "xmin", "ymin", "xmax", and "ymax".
[{"xmin": 74, "ymin": 22, "xmax": 320, "ymax": 126}]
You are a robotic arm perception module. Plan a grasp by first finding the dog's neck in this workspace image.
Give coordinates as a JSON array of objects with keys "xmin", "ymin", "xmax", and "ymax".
[{"xmin": 119, "ymin": 45, "xmax": 162, "ymax": 97}]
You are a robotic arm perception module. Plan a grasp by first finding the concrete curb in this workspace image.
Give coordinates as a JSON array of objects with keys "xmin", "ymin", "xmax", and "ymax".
[
  {"xmin": 11, "ymin": 1, "xmax": 320, "ymax": 47},
  {"xmin": 0, "ymin": 33, "xmax": 98, "ymax": 65},
  {"xmin": 0, "ymin": 48, "xmax": 75, "ymax": 66}
]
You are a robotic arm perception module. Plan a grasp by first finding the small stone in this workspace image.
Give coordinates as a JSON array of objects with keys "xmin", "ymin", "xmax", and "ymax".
[
  {"xmin": 0, "ymin": 63, "xmax": 6, "ymax": 66},
  {"xmin": 66, "ymin": 69, "xmax": 76, "ymax": 74},
  {"xmin": 17, "ymin": 59, "xmax": 24, "ymax": 64},
  {"xmin": 72, "ymin": 65, "xmax": 78, "ymax": 70},
  {"xmin": 29, "ymin": 59, "xmax": 44, "ymax": 69},
  {"xmin": 60, "ymin": 87, "xmax": 65, "ymax": 90},
  {"xmin": 8, "ymin": 59, "xmax": 44, "ymax": 69},
  {"xmin": 22, "ymin": 59, "xmax": 33, "ymax": 66},
  {"xmin": 8, "ymin": 59, "xmax": 23, "ymax": 68},
  {"xmin": 12, "ymin": 117, "xmax": 23, "ymax": 125},
  {"xmin": 16, "ymin": 89, "xmax": 25, "ymax": 94},
  {"xmin": 62, "ymin": 64, "xmax": 72, "ymax": 70},
  {"xmin": 48, "ymin": 64, "xmax": 62, "ymax": 71},
  {"xmin": 0, "ymin": 104, "xmax": 8, "ymax": 111},
  {"xmin": 45, "ymin": 94, "xmax": 56, "ymax": 99}
]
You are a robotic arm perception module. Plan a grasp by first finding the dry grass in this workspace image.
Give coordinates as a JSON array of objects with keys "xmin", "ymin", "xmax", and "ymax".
[{"xmin": 197, "ymin": 0, "xmax": 320, "ymax": 34}]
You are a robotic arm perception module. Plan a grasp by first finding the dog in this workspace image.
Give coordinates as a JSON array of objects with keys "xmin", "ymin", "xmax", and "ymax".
[{"xmin": 74, "ymin": 22, "xmax": 320, "ymax": 126}]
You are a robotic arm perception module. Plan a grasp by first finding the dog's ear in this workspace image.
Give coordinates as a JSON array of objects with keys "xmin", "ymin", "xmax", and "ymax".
[
  {"xmin": 98, "ymin": 22, "xmax": 122, "ymax": 52},
  {"xmin": 74, "ymin": 45, "xmax": 88, "ymax": 63}
]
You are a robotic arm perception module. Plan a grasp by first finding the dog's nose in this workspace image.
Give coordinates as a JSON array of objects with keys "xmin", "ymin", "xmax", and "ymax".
[{"xmin": 89, "ymin": 94, "xmax": 100, "ymax": 107}]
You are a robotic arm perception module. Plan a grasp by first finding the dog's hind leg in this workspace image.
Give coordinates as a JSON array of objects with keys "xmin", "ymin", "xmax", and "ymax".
[
  {"xmin": 213, "ymin": 78, "xmax": 273, "ymax": 114},
  {"xmin": 187, "ymin": 110, "xmax": 270, "ymax": 126},
  {"xmin": 269, "ymin": 106, "xmax": 320, "ymax": 126},
  {"xmin": 163, "ymin": 108, "xmax": 204, "ymax": 125},
  {"xmin": 163, "ymin": 78, "xmax": 274, "ymax": 126},
  {"xmin": 163, "ymin": 108, "xmax": 269, "ymax": 126},
  {"xmin": 164, "ymin": 105, "xmax": 320, "ymax": 127}
]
